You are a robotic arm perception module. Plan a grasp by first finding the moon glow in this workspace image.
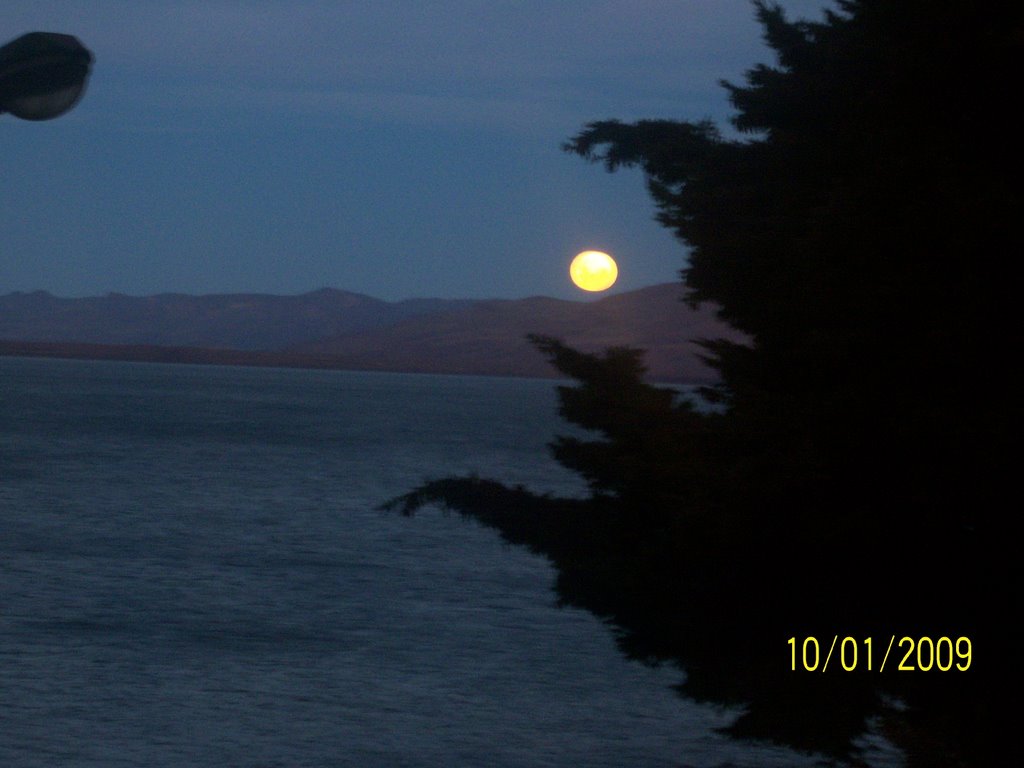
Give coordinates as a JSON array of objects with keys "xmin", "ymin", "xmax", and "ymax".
[{"xmin": 569, "ymin": 250, "xmax": 618, "ymax": 292}]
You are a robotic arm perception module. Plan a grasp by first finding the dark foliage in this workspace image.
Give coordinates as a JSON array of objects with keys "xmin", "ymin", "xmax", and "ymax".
[{"xmin": 388, "ymin": 2, "xmax": 1020, "ymax": 765}]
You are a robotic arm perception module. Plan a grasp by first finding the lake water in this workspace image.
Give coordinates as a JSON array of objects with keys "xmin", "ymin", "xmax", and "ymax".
[{"xmin": 0, "ymin": 357, "xmax": 837, "ymax": 767}]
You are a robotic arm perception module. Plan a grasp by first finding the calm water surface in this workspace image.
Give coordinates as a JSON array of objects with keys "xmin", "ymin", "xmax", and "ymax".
[{"xmin": 0, "ymin": 358, "xmax": 841, "ymax": 767}]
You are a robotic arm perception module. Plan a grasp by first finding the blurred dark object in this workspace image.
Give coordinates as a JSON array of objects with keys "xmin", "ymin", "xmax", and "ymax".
[{"xmin": 0, "ymin": 32, "xmax": 92, "ymax": 121}]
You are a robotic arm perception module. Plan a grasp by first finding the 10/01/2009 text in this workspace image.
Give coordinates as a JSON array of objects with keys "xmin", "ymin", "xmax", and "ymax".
[{"xmin": 787, "ymin": 636, "xmax": 972, "ymax": 672}]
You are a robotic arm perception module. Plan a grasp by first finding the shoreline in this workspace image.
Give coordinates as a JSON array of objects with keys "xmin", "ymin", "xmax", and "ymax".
[{"xmin": 0, "ymin": 339, "xmax": 713, "ymax": 386}]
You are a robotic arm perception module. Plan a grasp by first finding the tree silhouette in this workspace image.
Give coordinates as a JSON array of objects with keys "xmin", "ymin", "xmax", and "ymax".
[
  {"xmin": 559, "ymin": 3, "xmax": 1016, "ymax": 761},
  {"xmin": 390, "ymin": 3, "xmax": 1019, "ymax": 764}
]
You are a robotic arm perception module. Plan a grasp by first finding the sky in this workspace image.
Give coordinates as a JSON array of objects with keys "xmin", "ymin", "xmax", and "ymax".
[{"xmin": 2, "ymin": 1, "xmax": 834, "ymax": 302}]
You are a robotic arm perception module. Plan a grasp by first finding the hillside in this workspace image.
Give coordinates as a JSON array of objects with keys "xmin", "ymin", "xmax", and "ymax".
[
  {"xmin": 0, "ymin": 288, "xmax": 473, "ymax": 350},
  {"xmin": 292, "ymin": 284, "xmax": 738, "ymax": 382},
  {"xmin": 0, "ymin": 284, "xmax": 742, "ymax": 382}
]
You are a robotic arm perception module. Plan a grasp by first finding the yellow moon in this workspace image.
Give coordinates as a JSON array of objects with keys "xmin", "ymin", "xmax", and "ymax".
[{"xmin": 569, "ymin": 250, "xmax": 618, "ymax": 292}]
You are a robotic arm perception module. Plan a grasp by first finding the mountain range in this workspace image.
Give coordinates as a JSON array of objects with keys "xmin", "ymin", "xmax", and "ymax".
[{"xmin": 0, "ymin": 284, "xmax": 743, "ymax": 383}]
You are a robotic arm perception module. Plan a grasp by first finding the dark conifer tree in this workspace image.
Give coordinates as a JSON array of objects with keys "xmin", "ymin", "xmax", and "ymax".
[
  {"xmin": 394, "ymin": 3, "xmax": 1020, "ymax": 764},
  {"xmin": 552, "ymin": 2, "xmax": 1018, "ymax": 763}
]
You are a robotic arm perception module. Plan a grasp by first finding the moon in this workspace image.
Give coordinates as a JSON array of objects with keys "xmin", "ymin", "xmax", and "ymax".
[{"xmin": 570, "ymin": 250, "xmax": 618, "ymax": 292}]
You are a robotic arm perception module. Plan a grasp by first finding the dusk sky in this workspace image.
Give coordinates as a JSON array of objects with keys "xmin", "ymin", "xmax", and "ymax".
[{"xmin": 3, "ymin": 1, "xmax": 832, "ymax": 302}]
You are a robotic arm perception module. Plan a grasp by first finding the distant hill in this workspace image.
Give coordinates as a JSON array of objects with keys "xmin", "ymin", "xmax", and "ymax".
[
  {"xmin": 0, "ymin": 284, "xmax": 743, "ymax": 382},
  {"xmin": 0, "ymin": 288, "xmax": 473, "ymax": 350},
  {"xmin": 292, "ymin": 284, "xmax": 739, "ymax": 382}
]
